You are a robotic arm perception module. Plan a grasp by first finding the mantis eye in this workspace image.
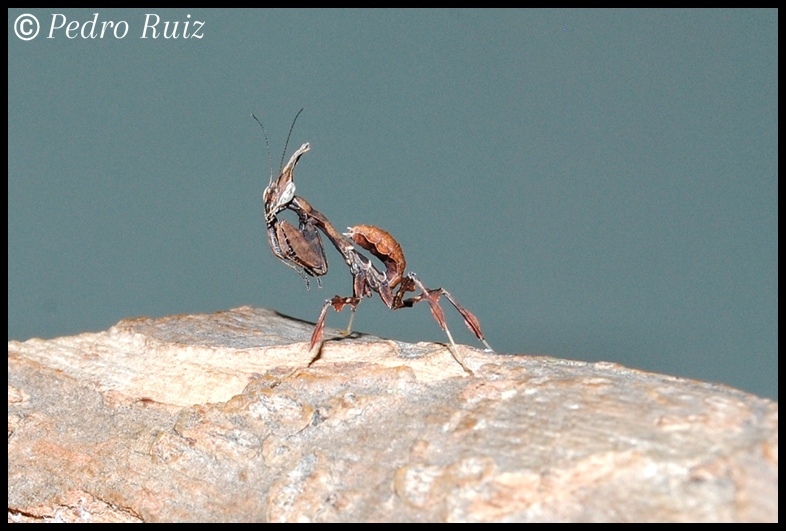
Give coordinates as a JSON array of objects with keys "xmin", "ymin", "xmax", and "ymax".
[{"xmin": 278, "ymin": 181, "xmax": 296, "ymax": 208}]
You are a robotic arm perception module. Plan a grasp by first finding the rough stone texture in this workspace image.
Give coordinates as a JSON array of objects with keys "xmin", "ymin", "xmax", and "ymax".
[{"xmin": 7, "ymin": 306, "xmax": 778, "ymax": 522}]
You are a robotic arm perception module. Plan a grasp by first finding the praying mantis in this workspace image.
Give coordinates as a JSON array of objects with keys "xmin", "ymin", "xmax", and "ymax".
[{"xmin": 256, "ymin": 111, "xmax": 492, "ymax": 374}]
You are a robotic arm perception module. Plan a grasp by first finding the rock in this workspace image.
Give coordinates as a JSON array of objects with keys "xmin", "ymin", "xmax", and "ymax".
[{"xmin": 7, "ymin": 306, "xmax": 778, "ymax": 522}]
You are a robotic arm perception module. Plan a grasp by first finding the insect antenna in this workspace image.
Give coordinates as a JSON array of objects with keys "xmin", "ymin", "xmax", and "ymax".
[
  {"xmin": 251, "ymin": 113, "xmax": 275, "ymax": 186},
  {"xmin": 279, "ymin": 107, "xmax": 304, "ymax": 173}
]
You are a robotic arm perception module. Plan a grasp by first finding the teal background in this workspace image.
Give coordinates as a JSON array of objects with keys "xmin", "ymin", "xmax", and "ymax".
[{"xmin": 8, "ymin": 9, "xmax": 778, "ymax": 399}]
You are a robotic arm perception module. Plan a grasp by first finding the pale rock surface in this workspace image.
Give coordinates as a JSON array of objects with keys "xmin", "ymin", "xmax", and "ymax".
[{"xmin": 7, "ymin": 306, "xmax": 778, "ymax": 522}]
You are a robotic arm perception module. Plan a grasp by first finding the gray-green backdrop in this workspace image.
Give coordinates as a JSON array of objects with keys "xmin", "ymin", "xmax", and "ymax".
[{"xmin": 8, "ymin": 9, "xmax": 778, "ymax": 400}]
